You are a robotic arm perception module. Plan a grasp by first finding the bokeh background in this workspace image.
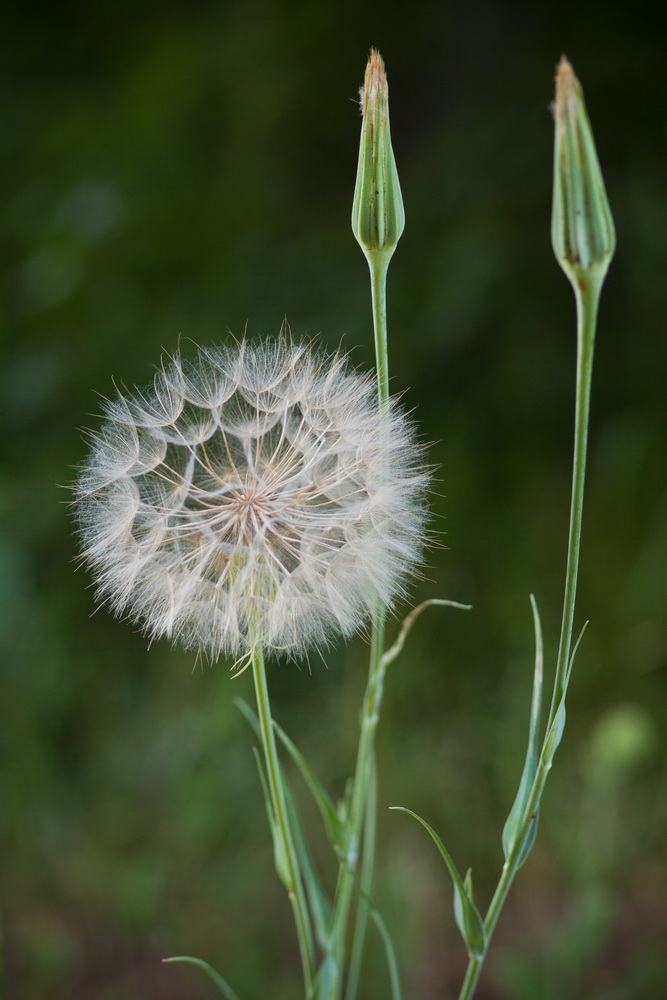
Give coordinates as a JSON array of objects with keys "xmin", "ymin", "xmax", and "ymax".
[{"xmin": 2, "ymin": 2, "xmax": 666, "ymax": 998}]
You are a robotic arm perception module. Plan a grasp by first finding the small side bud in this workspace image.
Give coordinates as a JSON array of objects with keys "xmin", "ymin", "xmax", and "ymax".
[
  {"xmin": 552, "ymin": 57, "xmax": 615, "ymax": 292},
  {"xmin": 352, "ymin": 49, "xmax": 405, "ymax": 260}
]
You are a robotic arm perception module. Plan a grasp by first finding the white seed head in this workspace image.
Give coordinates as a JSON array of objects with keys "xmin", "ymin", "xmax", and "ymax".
[{"xmin": 75, "ymin": 338, "xmax": 429, "ymax": 661}]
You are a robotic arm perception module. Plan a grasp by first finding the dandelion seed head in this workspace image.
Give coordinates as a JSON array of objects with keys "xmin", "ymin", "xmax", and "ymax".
[{"xmin": 75, "ymin": 338, "xmax": 429, "ymax": 661}]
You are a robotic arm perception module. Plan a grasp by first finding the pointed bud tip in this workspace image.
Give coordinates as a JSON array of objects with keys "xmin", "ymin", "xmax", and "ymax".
[
  {"xmin": 366, "ymin": 47, "xmax": 386, "ymax": 84},
  {"xmin": 555, "ymin": 55, "xmax": 576, "ymax": 90},
  {"xmin": 554, "ymin": 56, "xmax": 582, "ymax": 123},
  {"xmin": 361, "ymin": 48, "xmax": 387, "ymax": 121}
]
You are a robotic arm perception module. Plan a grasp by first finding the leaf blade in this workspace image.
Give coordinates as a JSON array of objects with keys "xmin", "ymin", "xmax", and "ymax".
[
  {"xmin": 272, "ymin": 720, "xmax": 345, "ymax": 850},
  {"xmin": 369, "ymin": 907, "xmax": 403, "ymax": 1000},
  {"xmin": 163, "ymin": 956, "xmax": 242, "ymax": 1000},
  {"xmin": 502, "ymin": 595, "xmax": 544, "ymax": 865},
  {"xmin": 390, "ymin": 807, "xmax": 485, "ymax": 959},
  {"xmin": 284, "ymin": 781, "xmax": 333, "ymax": 951}
]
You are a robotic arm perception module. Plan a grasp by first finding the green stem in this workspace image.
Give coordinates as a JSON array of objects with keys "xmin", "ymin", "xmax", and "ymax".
[
  {"xmin": 368, "ymin": 252, "xmax": 392, "ymax": 407},
  {"xmin": 251, "ymin": 645, "xmax": 315, "ymax": 993},
  {"xmin": 457, "ymin": 279, "xmax": 600, "ymax": 1000},
  {"xmin": 329, "ymin": 250, "xmax": 392, "ymax": 1000},
  {"xmin": 331, "ymin": 608, "xmax": 387, "ymax": 999},
  {"xmin": 345, "ymin": 753, "xmax": 378, "ymax": 1000},
  {"xmin": 547, "ymin": 280, "xmax": 598, "ymax": 725}
]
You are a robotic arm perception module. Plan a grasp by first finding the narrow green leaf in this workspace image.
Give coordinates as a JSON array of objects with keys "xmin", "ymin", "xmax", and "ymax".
[
  {"xmin": 542, "ymin": 621, "xmax": 589, "ymax": 768},
  {"xmin": 310, "ymin": 954, "xmax": 339, "ymax": 1000},
  {"xmin": 285, "ymin": 783, "xmax": 333, "ymax": 951},
  {"xmin": 338, "ymin": 776, "xmax": 354, "ymax": 827},
  {"xmin": 252, "ymin": 748, "xmax": 290, "ymax": 888},
  {"xmin": 334, "ymin": 809, "xmax": 403, "ymax": 1000},
  {"xmin": 369, "ymin": 908, "xmax": 403, "ymax": 1000},
  {"xmin": 567, "ymin": 621, "xmax": 589, "ymax": 682},
  {"xmin": 273, "ymin": 720, "xmax": 345, "ymax": 850},
  {"xmin": 453, "ymin": 868, "xmax": 479, "ymax": 953},
  {"xmin": 241, "ymin": 698, "xmax": 331, "ymax": 944},
  {"xmin": 163, "ymin": 956, "xmax": 242, "ymax": 1000},
  {"xmin": 390, "ymin": 807, "xmax": 485, "ymax": 959},
  {"xmin": 238, "ymin": 696, "xmax": 344, "ymax": 849},
  {"xmin": 234, "ymin": 696, "xmax": 261, "ymax": 739},
  {"xmin": 515, "ymin": 813, "xmax": 539, "ymax": 868},
  {"xmin": 543, "ymin": 700, "xmax": 565, "ymax": 765},
  {"xmin": 502, "ymin": 595, "xmax": 544, "ymax": 865},
  {"xmin": 237, "ymin": 701, "xmax": 283, "ymax": 865},
  {"xmin": 463, "ymin": 868, "xmax": 474, "ymax": 900}
]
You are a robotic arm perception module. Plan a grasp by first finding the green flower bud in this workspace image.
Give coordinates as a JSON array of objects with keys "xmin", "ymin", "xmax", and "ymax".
[
  {"xmin": 352, "ymin": 49, "xmax": 405, "ymax": 260},
  {"xmin": 552, "ymin": 57, "xmax": 615, "ymax": 292}
]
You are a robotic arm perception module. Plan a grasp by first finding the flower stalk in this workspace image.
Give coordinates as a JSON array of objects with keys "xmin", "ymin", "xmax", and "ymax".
[
  {"xmin": 457, "ymin": 57, "xmax": 615, "ymax": 1000},
  {"xmin": 251, "ymin": 644, "xmax": 316, "ymax": 991},
  {"xmin": 328, "ymin": 48, "xmax": 404, "ymax": 1000},
  {"xmin": 549, "ymin": 55, "xmax": 615, "ymax": 727}
]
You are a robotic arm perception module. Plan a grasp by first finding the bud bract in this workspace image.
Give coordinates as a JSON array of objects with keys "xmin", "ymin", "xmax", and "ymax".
[
  {"xmin": 552, "ymin": 57, "xmax": 615, "ymax": 291},
  {"xmin": 352, "ymin": 49, "xmax": 405, "ymax": 260}
]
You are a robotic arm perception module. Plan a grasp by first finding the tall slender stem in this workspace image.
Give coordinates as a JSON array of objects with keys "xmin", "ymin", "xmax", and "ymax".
[
  {"xmin": 548, "ymin": 280, "xmax": 597, "ymax": 725},
  {"xmin": 345, "ymin": 755, "xmax": 378, "ymax": 1000},
  {"xmin": 251, "ymin": 645, "xmax": 315, "ymax": 993},
  {"xmin": 457, "ymin": 281, "xmax": 600, "ymax": 1000},
  {"xmin": 329, "ymin": 251, "xmax": 392, "ymax": 1000}
]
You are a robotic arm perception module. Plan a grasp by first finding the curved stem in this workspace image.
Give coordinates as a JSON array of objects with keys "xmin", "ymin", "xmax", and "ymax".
[
  {"xmin": 251, "ymin": 645, "xmax": 315, "ymax": 993},
  {"xmin": 457, "ymin": 279, "xmax": 600, "ymax": 1000}
]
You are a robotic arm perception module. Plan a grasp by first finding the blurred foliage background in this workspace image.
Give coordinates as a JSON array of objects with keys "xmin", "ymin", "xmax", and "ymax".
[{"xmin": 2, "ymin": 1, "xmax": 666, "ymax": 998}]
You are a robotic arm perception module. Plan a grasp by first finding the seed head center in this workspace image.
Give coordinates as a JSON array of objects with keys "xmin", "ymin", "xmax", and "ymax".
[
  {"xmin": 227, "ymin": 487, "xmax": 276, "ymax": 540},
  {"xmin": 232, "ymin": 487, "xmax": 269, "ymax": 512}
]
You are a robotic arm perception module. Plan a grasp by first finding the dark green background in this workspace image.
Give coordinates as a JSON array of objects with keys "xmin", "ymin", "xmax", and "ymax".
[{"xmin": 2, "ymin": 2, "xmax": 666, "ymax": 998}]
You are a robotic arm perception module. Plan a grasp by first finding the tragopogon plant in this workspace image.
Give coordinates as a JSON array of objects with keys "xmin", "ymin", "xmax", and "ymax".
[
  {"xmin": 75, "ymin": 334, "xmax": 429, "ymax": 996},
  {"xmin": 73, "ymin": 50, "xmax": 614, "ymax": 1000}
]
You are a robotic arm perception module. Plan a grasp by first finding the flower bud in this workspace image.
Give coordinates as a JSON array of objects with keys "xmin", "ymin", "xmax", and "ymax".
[
  {"xmin": 551, "ymin": 57, "xmax": 615, "ymax": 290},
  {"xmin": 352, "ymin": 49, "xmax": 405, "ymax": 260}
]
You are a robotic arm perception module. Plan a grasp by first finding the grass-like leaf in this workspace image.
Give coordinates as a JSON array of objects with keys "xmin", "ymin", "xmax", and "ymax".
[
  {"xmin": 240, "ymin": 696, "xmax": 332, "ymax": 947},
  {"xmin": 542, "ymin": 621, "xmax": 589, "ymax": 768},
  {"xmin": 502, "ymin": 595, "xmax": 544, "ymax": 865},
  {"xmin": 273, "ymin": 719, "xmax": 345, "ymax": 850},
  {"xmin": 369, "ymin": 907, "xmax": 403, "ymax": 1000},
  {"xmin": 335, "ymin": 811, "xmax": 404, "ymax": 1000},
  {"xmin": 390, "ymin": 807, "xmax": 486, "ymax": 959},
  {"xmin": 234, "ymin": 696, "xmax": 262, "ymax": 739},
  {"xmin": 285, "ymin": 783, "xmax": 334, "ymax": 951},
  {"xmin": 310, "ymin": 954, "xmax": 339, "ymax": 1000},
  {"xmin": 252, "ymin": 747, "xmax": 290, "ymax": 888},
  {"xmin": 162, "ymin": 956, "xmax": 242, "ymax": 1000}
]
